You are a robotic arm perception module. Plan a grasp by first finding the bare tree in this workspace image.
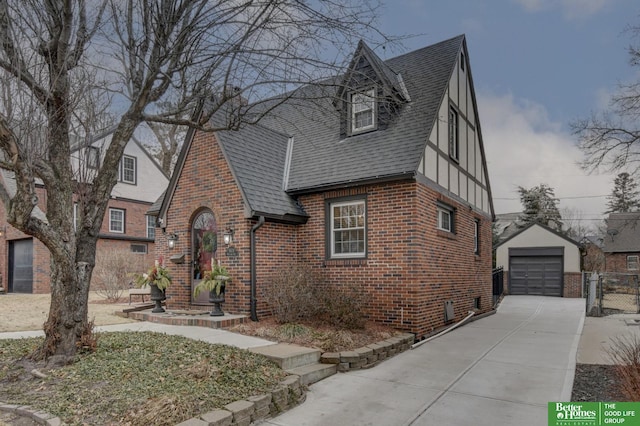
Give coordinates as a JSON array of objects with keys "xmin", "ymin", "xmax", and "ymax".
[
  {"xmin": 573, "ymin": 22, "xmax": 640, "ymax": 175},
  {"xmin": 0, "ymin": 0, "xmax": 395, "ymax": 364}
]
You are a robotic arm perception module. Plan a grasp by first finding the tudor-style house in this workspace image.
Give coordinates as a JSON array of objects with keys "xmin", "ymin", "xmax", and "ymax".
[
  {"xmin": 0, "ymin": 131, "xmax": 168, "ymax": 293},
  {"xmin": 153, "ymin": 35, "xmax": 495, "ymax": 339}
]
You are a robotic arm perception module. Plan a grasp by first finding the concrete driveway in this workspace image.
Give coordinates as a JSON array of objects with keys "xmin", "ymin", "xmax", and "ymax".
[{"xmin": 261, "ymin": 296, "xmax": 585, "ymax": 426}]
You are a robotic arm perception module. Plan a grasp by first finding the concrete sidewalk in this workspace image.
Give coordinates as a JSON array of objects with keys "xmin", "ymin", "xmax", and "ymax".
[
  {"xmin": 260, "ymin": 296, "xmax": 585, "ymax": 426},
  {"xmin": 0, "ymin": 321, "xmax": 276, "ymax": 350}
]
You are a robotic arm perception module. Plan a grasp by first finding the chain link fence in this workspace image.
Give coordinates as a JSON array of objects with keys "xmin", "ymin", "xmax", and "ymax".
[{"xmin": 585, "ymin": 272, "xmax": 640, "ymax": 316}]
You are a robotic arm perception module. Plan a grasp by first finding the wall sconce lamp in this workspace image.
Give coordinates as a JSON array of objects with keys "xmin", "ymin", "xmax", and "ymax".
[
  {"xmin": 223, "ymin": 228, "xmax": 235, "ymax": 246},
  {"xmin": 167, "ymin": 233, "xmax": 178, "ymax": 249},
  {"xmin": 0, "ymin": 226, "xmax": 5, "ymax": 238}
]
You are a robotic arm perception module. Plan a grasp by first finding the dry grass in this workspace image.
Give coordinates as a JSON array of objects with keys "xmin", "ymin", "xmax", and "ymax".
[
  {"xmin": 0, "ymin": 292, "xmax": 136, "ymax": 332},
  {"xmin": 230, "ymin": 317, "xmax": 399, "ymax": 352},
  {"xmin": 608, "ymin": 334, "xmax": 640, "ymax": 401}
]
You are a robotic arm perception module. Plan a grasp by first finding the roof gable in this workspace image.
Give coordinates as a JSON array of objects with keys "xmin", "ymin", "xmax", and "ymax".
[{"xmin": 495, "ymin": 222, "xmax": 581, "ymax": 249}]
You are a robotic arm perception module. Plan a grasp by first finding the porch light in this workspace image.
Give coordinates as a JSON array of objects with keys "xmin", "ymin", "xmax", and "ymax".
[
  {"xmin": 223, "ymin": 228, "xmax": 235, "ymax": 245},
  {"xmin": 167, "ymin": 233, "xmax": 178, "ymax": 249},
  {"xmin": 0, "ymin": 226, "xmax": 5, "ymax": 237}
]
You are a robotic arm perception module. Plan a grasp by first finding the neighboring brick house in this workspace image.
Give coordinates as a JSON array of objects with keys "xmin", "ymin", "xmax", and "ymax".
[
  {"xmin": 494, "ymin": 223, "xmax": 583, "ymax": 298},
  {"xmin": 603, "ymin": 212, "xmax": 640, "ymax": 274},
  {"xmin": 153, "ymin": 35, "xmax": 495, "ymax": 339},
  {"xmin": 0, "ymin": 132, "xmax": 168, "ymax": 293}
]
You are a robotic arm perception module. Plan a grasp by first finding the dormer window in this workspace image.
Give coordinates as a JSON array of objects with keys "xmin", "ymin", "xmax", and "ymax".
[{"xmin": 351, "ymin": 89, "xmax": 376, "ymax": 133}]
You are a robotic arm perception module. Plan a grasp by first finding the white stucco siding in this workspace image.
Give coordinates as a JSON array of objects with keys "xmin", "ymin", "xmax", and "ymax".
[{"xmin": 495, "ymin": 225, "xmax": 581, "ymax": 273}]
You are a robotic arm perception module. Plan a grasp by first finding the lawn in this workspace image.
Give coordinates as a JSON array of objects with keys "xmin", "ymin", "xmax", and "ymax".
[{"xmin": 0, "ymin": 331, "xmax": 287, "ymax": 425}]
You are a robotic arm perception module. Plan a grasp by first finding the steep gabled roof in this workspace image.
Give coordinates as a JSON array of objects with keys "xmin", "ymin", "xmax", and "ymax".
[
  {"xmin": 216, "ymin": 124, "xmax": 308, "ymax": 222},
  {"xmin": 159, "ymin": 34, "xmax": 487, "ymax": 224},
  {"xmin": 603, "ymin": 212, "xmax": 640, "ymax": 253},
  {"xmin": 494, "ymin": 221, "xmax": 581, "ymax": 249},
  {"xmin": 335, "ymin": 40, "xmax": 411, "ymax": 104},
  {"xmin": 270, "ymin": 35, "xmax": 466, "ymax": 193}
]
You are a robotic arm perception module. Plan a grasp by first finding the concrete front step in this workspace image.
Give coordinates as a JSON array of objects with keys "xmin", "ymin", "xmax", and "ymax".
[
  {"xmin": 249, "ymin": 343, "xmax": 321, "ymax": 370},
  {"xmin": 286, "ymin": 362, "xmax": 337, "ymax": 386}
]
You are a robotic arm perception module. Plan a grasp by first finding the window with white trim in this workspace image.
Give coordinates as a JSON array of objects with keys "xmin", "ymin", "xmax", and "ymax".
[
  {"xmin": 437, "ymin": 203, "xmax": 455, "ymax": 233},
  {"xmin": 146, "ymin": 215, "xmax": 155, "ymax": 239},
  {"xmin": 449, "ymin": 107, "xmax": 459, "ymax": 161},
  {"xmin": 109, "ymin": 208, "xmax": 125, "ymax": 233},
  {"xmin": 330, "ymin": 199, "xmax": 366, "ymax": 258},
  {"xmin": 351, "ymin": 89, "xmax": 375, "ymax": 133},
  {"xmin": 120, "ymin": 155, "xmax": 137, "ymax": 184},
  {"xmin": 628, "ymin": 255, "xmax": 639, "ymax": 271},
  {"xmin": 473, "ymin": 219, "xmax": 480, "ymax": 254}
]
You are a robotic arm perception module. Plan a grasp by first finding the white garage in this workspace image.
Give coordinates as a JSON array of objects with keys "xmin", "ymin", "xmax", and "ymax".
[{"xmin": 495, "ymin": 223, "xmax": 582, "ymax": 297}]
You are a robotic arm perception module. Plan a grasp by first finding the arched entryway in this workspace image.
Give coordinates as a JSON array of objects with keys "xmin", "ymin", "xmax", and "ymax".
[{"xmin": 191, "ymin": 209, "xmax": 218, "ymax": 304}]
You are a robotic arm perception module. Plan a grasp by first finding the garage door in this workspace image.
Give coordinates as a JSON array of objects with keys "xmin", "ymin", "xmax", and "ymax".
[
  {"xmin": 509, "ymin": 248, "xmax": 563, "ymax": 297},
  {"xmin": 9, "ymin": 239, "xmax": 33, "ymax": 293}
]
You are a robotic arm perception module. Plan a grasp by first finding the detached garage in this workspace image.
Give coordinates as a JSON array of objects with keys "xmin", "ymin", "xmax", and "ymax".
[{"xmin": 495, "ymin": 223, "xmax": 582, "ymax": 298}]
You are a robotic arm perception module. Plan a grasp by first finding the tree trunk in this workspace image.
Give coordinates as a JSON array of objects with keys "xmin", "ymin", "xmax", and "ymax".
[{"xmin": 33, "ymin": 255, "xmax": 93, "ymax": 365}]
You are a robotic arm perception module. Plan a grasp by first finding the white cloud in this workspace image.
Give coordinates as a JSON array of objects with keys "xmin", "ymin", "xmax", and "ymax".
[
  {"xmin": 478, "ymin": 91, "xmax": 613, "ymax": 225},
  {"xmin": 513, "ymin": 0, "xmax": 613, "ymax": 20}
]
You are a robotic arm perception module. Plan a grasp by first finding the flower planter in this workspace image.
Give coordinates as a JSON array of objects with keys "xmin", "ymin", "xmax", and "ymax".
[
  {"xmin": 208, "ymin": 283, "xmax": 226, "ymax": 316},
  {"xmin": 149, "ymin": 284, "xmax": 166, "ymax": 313}
]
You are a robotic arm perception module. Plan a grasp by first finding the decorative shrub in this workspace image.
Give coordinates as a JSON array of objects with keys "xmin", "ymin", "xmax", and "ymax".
[
  {"xmin": 262, "ymin": 263, "xmax": 323, "ymax": 324},
  {"xmin": 93, "ymin": 250, "xmax": 147, "ymax": 301},
  {"xmin": 608, "ymin": 334, "xmax": 640, "ymax": 401},
  {"xmin": 321, "ymin": 282, "xmax": 367, "ymax": 330}
]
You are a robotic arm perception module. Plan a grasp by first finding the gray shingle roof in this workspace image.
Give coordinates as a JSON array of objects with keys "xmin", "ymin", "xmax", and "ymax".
[
  {"xmin": 162, "ymin": 35, "xmax": 469, "ymax": 223},
  {"xmin": 603, "ymin": 212, "xmax": 640, "ymax": 253},
  {"xmin": 266, "ymin": 35, "xmax": 464, "ymax": 193},
  {"xmin": 216, "ymin": 124, "xmax": 308, "ymax": 221}
]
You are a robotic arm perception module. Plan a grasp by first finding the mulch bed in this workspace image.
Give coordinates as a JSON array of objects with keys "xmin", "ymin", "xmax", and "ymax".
[{"xmin": 572, "ymin": 364, "xmax": 626, "ymax": 401}]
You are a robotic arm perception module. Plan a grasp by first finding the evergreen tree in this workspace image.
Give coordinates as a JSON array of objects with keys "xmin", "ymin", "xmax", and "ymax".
[
  {"xmin": 605, "ymin": 172, "xmax": 640, "ymax": 213},
  {"xmin": 517, "ymin": 184, "xmax": 563, "ymax": 231}
]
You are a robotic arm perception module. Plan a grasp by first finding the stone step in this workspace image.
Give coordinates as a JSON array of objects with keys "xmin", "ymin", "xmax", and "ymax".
[
  {"xmin": 249, "ymin": 343, "xmax": 321, "ymax": 370},
  {"xmin": 286, "ymin": 362, "xmax": 337, "ymax": 386}
]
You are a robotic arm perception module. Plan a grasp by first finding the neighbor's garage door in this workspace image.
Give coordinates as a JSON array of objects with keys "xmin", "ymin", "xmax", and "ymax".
[{"xmin": 509, "ymin": 247, "xmax": 563, "ymax": 297}]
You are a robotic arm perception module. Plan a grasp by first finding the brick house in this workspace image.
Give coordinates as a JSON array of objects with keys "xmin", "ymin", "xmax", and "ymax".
[
  {"xmin": 153, "ymin": 35, "xmax": 495, "ymax": 339},
  {"xmin": 0, "ymin": 131, "xmax": 168, "ymax": 293},
  {"xmin": 603, "ymin": 212, "xmax": 640, "ymax": 274}
]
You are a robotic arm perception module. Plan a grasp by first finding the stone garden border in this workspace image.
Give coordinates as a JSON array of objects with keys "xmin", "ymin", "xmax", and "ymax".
[{"xmin": 320, "ymin": 332, "xmax": 415, "ymax": 371}]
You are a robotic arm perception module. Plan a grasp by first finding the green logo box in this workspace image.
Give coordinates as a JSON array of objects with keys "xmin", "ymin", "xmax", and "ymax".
[{"xmin": 549, "ymin": 402, "xmax": 640, "ymax": 425}]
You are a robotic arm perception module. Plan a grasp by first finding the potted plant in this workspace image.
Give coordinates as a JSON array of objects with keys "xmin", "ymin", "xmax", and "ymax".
[
  {"xmin": 194, "ymin": 259, "xmax": 230, "ymax": 316},
  {"xmin": 133, "ymin": 257, "xmax": 172, "ymax": 313}
]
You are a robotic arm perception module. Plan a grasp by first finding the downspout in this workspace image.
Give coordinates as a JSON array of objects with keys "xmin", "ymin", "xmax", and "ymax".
[{"xmin": 250, "ymin": 216, "xmax": 265, "ymax": 321}]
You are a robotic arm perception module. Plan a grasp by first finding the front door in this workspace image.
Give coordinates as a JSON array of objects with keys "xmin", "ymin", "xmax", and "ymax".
[
  {"xmin": 9, "ymin": 239, "xmax": 33, "ymax": 293},
  {"xmin": 191, "ymin": 210, "xmax": 218, "ymax": 304}
]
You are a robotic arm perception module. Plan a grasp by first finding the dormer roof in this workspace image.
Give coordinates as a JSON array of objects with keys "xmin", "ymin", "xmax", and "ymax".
[{"xmin": 335, "ymin": 40, "xmax": 411, "ymax": 104}]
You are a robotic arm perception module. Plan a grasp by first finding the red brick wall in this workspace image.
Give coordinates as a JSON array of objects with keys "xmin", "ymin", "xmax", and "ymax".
[
  {"xmin": 162, "ymin": 132, "xmax": 493, "ymax": 339},
  {"xmin": 605, "ymin": 252, "xmax": 640, "ymax": 274},
  {"xmin": 563, "ymin": 272, "xmax": 582, "ymax": 298}
]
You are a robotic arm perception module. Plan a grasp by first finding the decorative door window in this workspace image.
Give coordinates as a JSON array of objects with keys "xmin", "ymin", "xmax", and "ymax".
[{"xmin": 192, "ymin": 210, "xmax": 217, "ymax": 303}]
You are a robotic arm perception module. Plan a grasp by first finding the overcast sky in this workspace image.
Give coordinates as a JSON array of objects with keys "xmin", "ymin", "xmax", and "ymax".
[{"xmin": 376, "ymin": 0, "xmax": 639, "ymax": 227}]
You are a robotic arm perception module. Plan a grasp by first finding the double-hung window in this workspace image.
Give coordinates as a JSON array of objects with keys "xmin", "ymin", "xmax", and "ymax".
[
  {"xmin": 329, "ymin": 199, "xmax": 366, "ymax": 258},
  {"xmin": 146, "ymin": 215, "xmax": 156, "ymax": 239},
  {"xmin": 351, "ymin": 89, "xmax": 375, "ymax": 133},
  {"xmin": 437, "ymin": 203, "xmax": 455, "ymax": 233},
  {"xmin": 109, "ymin": 208, "xmax": 125, "ymax": 233},
  {"xmin": 628, "ymin": 255, "xmax": 639, "ymax": 271},
  {"xmin": 120, "ymin": 155, "xmax": 137, "ymax": 184}
]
